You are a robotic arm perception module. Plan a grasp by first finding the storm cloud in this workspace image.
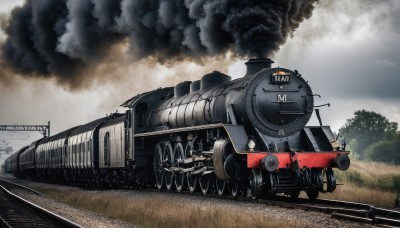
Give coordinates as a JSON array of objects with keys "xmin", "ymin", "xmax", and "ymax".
[
  {"xmin": 1, "ymin": 0, "xmax": 318, "ymax": 88},
  {"xmin": 276, "ymin": 0, "xmax": 400, "ymax": 100}
]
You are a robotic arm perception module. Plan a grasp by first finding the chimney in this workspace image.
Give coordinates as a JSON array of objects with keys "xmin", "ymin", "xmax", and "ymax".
[{"xmin": 245, "ymin": 58, "xmax": 274, "ymax": 77}]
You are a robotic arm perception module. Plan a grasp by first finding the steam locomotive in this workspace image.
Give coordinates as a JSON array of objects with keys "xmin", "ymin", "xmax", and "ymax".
[{"xmin": 4, "ymin": 58, "xmax": 350, "ymax": 200}]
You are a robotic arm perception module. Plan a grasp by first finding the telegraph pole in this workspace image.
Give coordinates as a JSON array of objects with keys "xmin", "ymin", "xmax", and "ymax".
[
  {"xmin": 0, "ymin": 121, "xmax": 50, "ymax": 138},
  {"xmin": 0, "ymin": 146, "xmax": 12, "ymax": 156}
]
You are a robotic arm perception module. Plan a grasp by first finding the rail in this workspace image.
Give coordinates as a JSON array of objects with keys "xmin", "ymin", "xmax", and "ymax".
[{"xmin": 0, "ymin": 184, "xmax": 82, "ymax": 228}]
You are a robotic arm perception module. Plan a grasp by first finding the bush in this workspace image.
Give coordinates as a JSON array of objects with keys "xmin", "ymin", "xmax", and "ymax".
[
  {"xmin": 393, "ymin": 176, "xmax": 400, "ymax": 192},
  {"xmin": 365, "ymin": 136, "xmax": 400, "ymax": 165},
  {"xmin": 346, "ymin": 171, "xmax": 363, "ymax": 186},
  {"xmin": 377, "ymin": 177, "xmax": 393, "ymax": 191}
]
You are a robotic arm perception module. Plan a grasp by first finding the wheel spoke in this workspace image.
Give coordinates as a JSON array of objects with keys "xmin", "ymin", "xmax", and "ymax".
[
  {"xmin": 185, "ymin": 141, "xmax": 197, "ymax": 193},
  {"xmin": 163, "ymin": 142, "xmax": 174, "ymax": 190},
  {"xmin": 199, "ymin": 174, "xmax": 210, "ymax": 195},
  {"xmin": 153, "ymin": 143, "xmax": 164, "ymax": 189},
  {"xmin": 216, "ymin": 178, "xmax": 226, "ymax": 196},
  {"xmin": 231, "ymin": 181, "xmax": 240, "ymax": 197},
  {"xmin": 174, "ymin": 142, "xmax": 185, "ymax": 192},
  {"xmin": 187, "ymin": 173, "xmax": 198, "ymax": 193}
]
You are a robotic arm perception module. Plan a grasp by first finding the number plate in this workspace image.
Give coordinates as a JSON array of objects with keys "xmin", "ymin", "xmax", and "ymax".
[{"xmin": 271, "ymin": 71, "xmax": 290, "ymax": 84}]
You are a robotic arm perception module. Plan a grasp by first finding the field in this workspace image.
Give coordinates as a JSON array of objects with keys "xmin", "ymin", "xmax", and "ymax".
[{"xmin": 315, "ymin": 160, "xmax": 400, "ymax": 207}]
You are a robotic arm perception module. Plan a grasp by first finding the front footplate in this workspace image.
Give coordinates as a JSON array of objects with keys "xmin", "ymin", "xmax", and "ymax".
[{"xmin": 247, "ymin": 151, "xmax": 351, "ymax": 171}]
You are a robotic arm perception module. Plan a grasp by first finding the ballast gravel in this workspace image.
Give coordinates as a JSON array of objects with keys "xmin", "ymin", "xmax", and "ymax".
[{"xmin": 2, "ymin": 174, "xmax": 376, "ymax": 228}]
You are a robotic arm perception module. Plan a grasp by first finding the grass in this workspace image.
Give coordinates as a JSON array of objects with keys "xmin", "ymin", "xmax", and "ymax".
[
  {"xmin": 317, "ymin": 160, "xmax": 400, "ymax": 207},
  {"xmin": 34, "ymin": 187, "xmax": 301, "ymax": 228},
  {"xmin": 27, "ymin": 160, "xmax": 400, "ymax": 227}
]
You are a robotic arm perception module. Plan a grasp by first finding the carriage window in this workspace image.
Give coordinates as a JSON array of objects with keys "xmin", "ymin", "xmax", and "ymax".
[
  {"xmin": 136, "ymin": 103, "xmax": 147, "ymax": 129},
  {"xmin": 104, "ymin": 132, "xmax": 110, "ymax": 166}
]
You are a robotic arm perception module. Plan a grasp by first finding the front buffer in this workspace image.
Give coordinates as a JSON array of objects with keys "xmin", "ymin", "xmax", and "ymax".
[{"xmin": 246, "ymin": 151, "xmax": 350, "ymax": 200}]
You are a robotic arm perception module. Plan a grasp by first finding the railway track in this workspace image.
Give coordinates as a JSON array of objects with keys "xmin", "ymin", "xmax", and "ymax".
[
  {"xmin": 118, "ymin": 178, "xmax": 400, "ymax": 228},
  {"xmin": 0, "ymin": 179, "xmax": 44, "ymax": 196},
  {"xmin": 254, "ymin": 197, "xmax": 400, "ymax": 227},
  {"xmin": 0, "ymin": 179, "xmax": 82, "ymax": 228},
  {"xmin": 150, "ymin": 183, "xmax": 400, "ymax": 227},
  {"xmin": 2, "ymin": 177, "xmax": 400, "ymax": 227}
]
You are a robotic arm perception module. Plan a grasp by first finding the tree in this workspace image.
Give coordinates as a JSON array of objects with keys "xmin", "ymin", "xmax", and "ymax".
[
  {"xmin": 339, "ymin": 110, "xmax": 398, "ymax": 158},
  {"xmin": 365, "ymin": 133, "xmax": 400, "ymax": 164}
]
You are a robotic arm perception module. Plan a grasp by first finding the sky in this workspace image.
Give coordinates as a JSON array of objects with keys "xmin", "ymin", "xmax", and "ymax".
[{"xmin": 0, "ymin": 0, "xmax": 399, "ymax": 160}]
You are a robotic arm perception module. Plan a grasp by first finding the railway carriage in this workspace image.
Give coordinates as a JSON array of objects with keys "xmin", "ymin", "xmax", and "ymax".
[
  {"xmin": 9, "ymin": 149, "xmax": 19, "ymax": 175},
  {"xmin": 4, "ymin": 153, "xmax": 12, "ymax": 174},
  {"xmin": 19, "ymin": 140, "xmax": 44, "ymax": 178},
  {"xmin": 6, "ymin": 146, "xmax": 29, "ymax": 177},
  {"xmin": 97, "ymin": 115, "xmax": 130, "ymax": 186},
  {"xmin": 6, "ymin": 153, "xmax": 15, "ymax": 174},
  {"xmin": 64, "ymin": 116, "xmax": 123, "ymax": 185},
  {"xmin": 35, "ymin": 128, "xmax": 77, "ymax": 182}
]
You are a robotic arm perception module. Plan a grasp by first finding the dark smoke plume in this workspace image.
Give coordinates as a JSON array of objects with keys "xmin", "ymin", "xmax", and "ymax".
[{"xmin": 1, "ymin": 0, "xmax": 317, "ymax": 88}]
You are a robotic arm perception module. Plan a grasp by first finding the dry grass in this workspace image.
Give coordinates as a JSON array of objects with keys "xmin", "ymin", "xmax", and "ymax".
[
  {"xmin": 316, "ymin": 183, "xmax": 397, "ymax": 207},
  {"xmin": 27, "ymin": 160, "xmax": 399, "ymax": 227},
  {"xmin": 349, "ymin": 160, "xmax": 400, "ymax": 177},
  {"xmin": 316, "ymin": 160, "xmax": 400, "ymax": 207},
  {"xmin": 36, "ymin": 188, "xmax": 300, "ymax": 228}
]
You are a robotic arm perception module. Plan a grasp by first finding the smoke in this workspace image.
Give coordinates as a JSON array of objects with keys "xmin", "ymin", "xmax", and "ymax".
[{"xmin": 1, "ymin": 0, "xmax": 318, "ymax": 89}]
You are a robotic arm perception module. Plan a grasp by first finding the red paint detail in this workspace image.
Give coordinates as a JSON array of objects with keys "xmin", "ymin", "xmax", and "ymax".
[
  {"xmin": 247, "ymin": 153, "xmax": 266, "ymax": 168},
  {"xmin": 247, "ymin": 151, "xmax": 350, "ymax": 169},
  {"xmin": 247, "ymin": 153, "xmax": 290, "ymax": 169}
]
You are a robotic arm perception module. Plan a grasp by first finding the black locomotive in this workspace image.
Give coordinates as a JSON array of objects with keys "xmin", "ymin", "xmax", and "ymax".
[{"xmin": 4, "ymin": 58, "xmax": 350, "ymax": 199}]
